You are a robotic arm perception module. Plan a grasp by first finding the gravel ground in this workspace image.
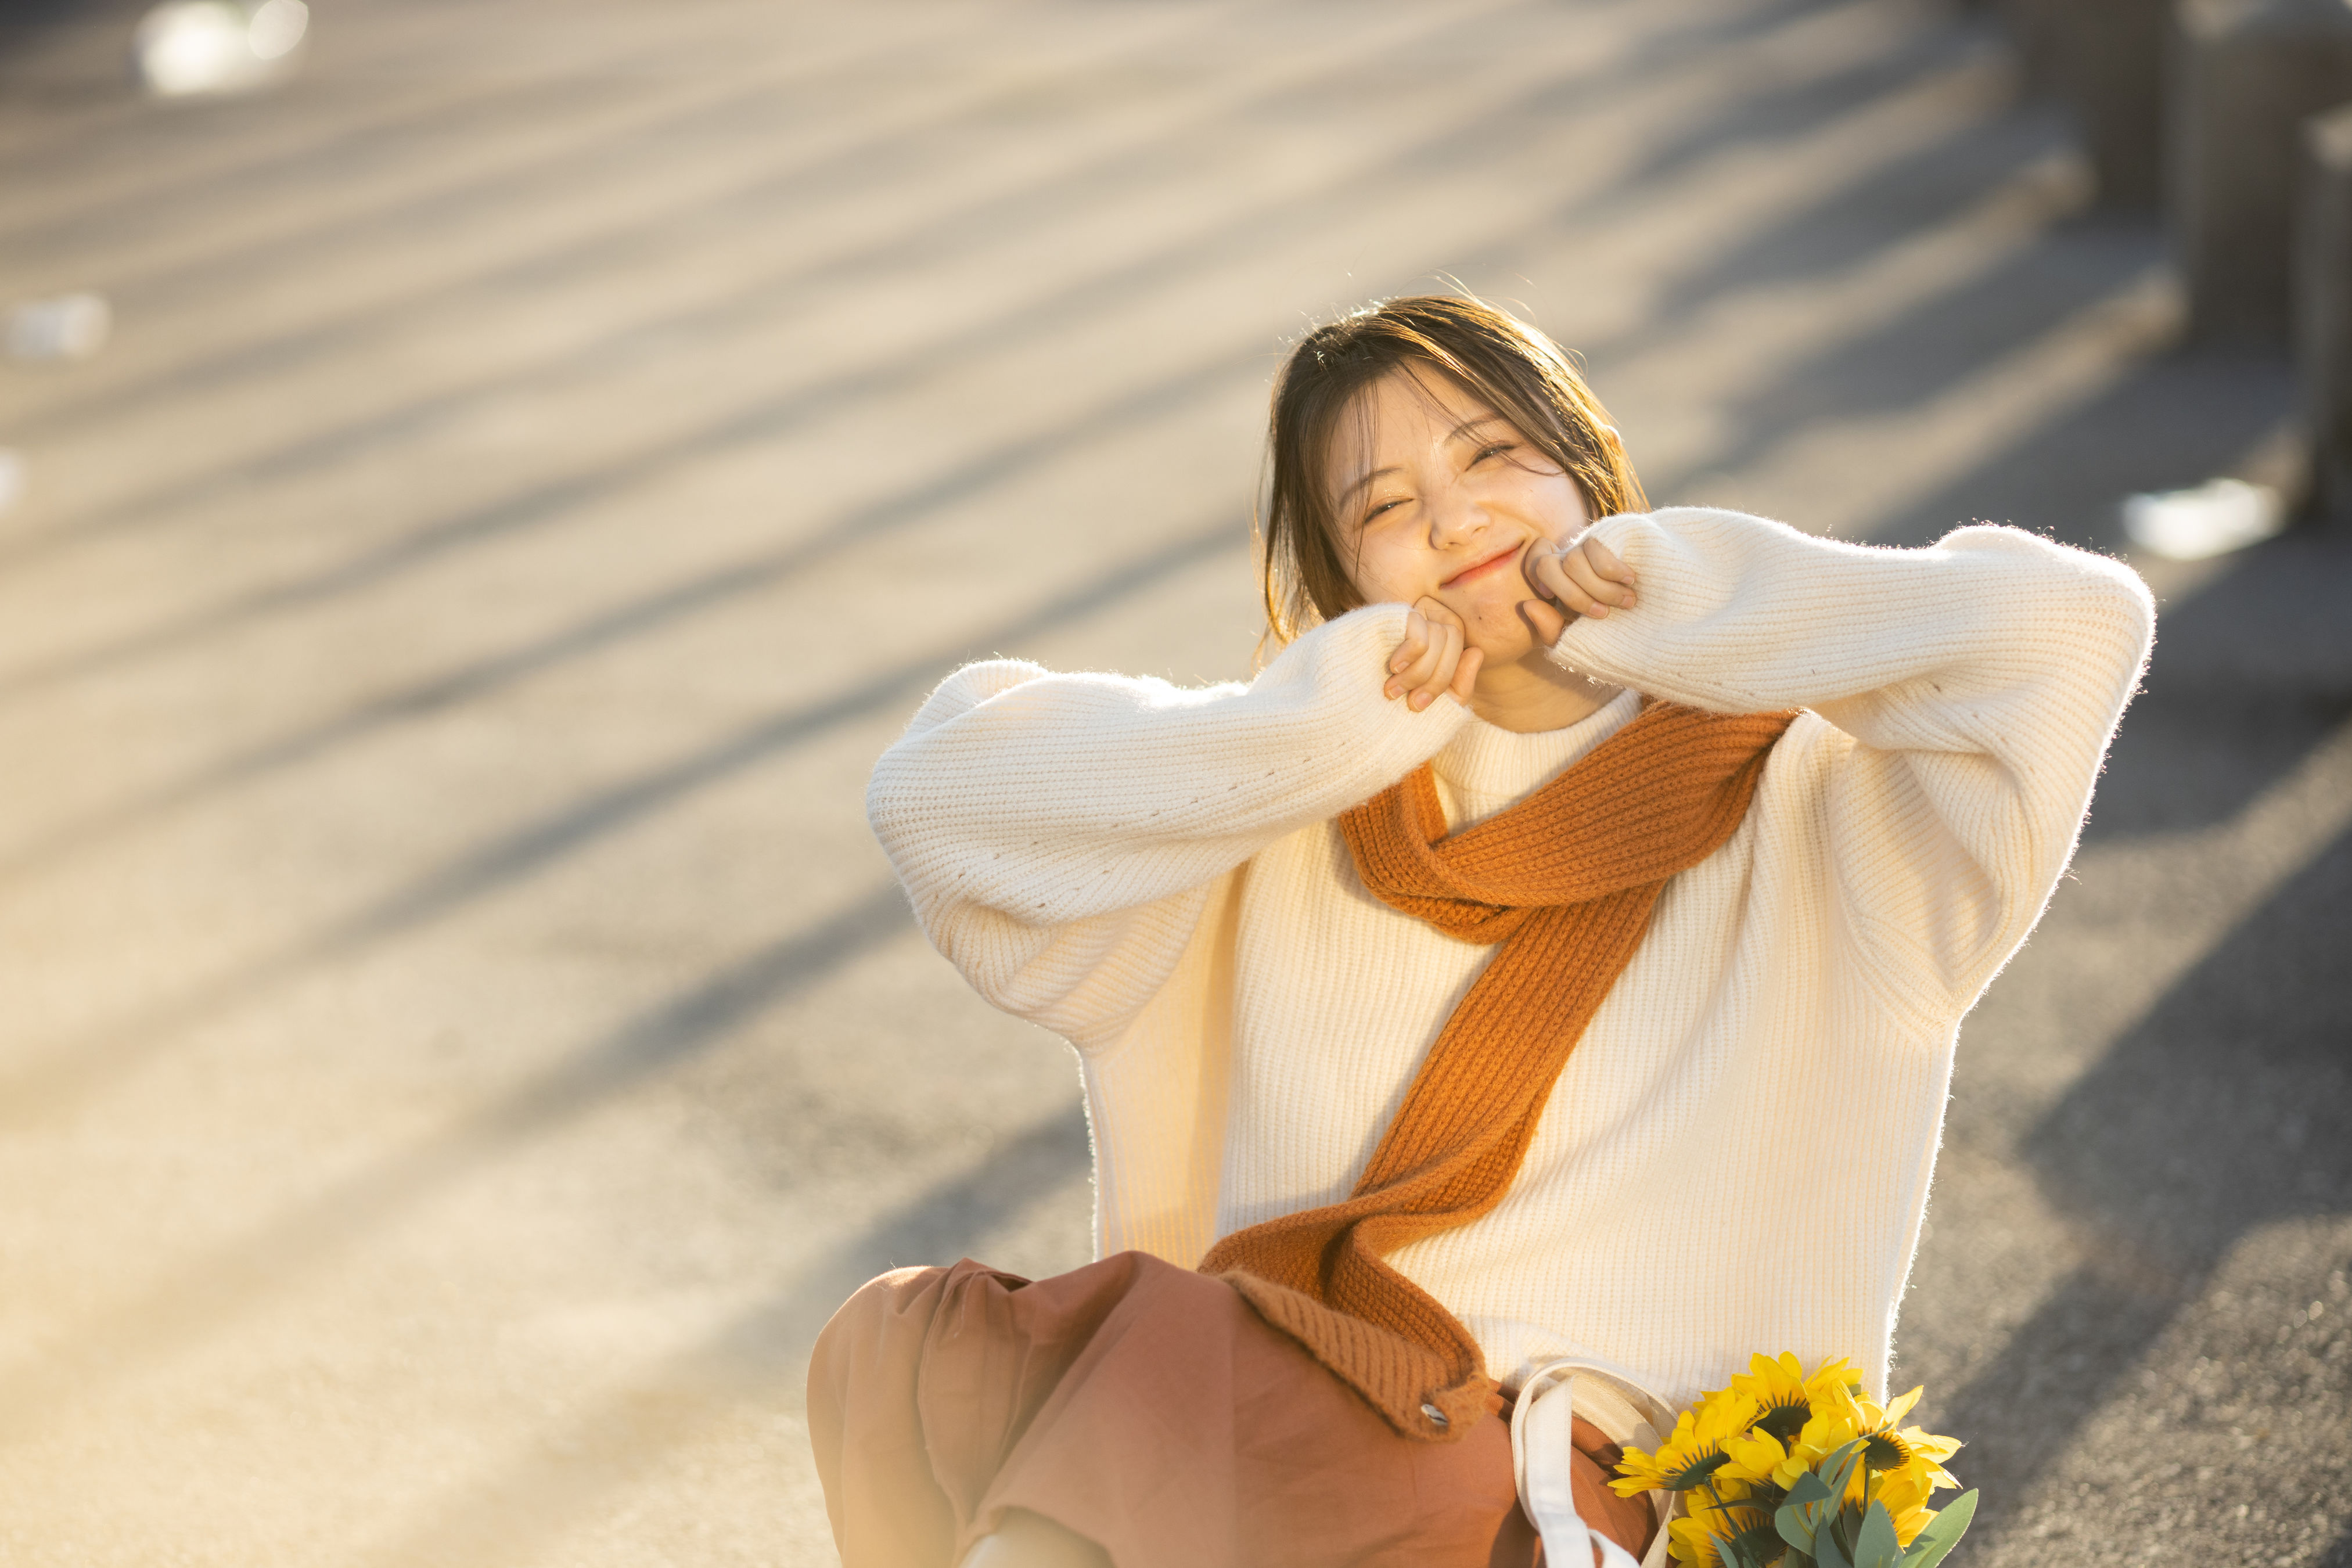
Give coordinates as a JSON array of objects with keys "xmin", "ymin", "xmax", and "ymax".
[{"xmin": 0, "ymin": 1, "xmax": 2343, "ymax": 1563}]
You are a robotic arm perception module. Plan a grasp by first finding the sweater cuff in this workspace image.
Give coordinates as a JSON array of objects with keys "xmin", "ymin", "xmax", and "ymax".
[
  {"xmin": 1538, "ymin": 512, "xmax": 1663, "ymax": 687},
  {"xmin": 1293, "ymin": 601, "xmax": 1478, "ymax": 767}
]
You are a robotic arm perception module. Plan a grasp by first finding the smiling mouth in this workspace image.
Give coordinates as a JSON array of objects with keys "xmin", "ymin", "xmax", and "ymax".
[{"xmin": 1440, "ymin": 541, "xmax": 1527, "ymax": 589}]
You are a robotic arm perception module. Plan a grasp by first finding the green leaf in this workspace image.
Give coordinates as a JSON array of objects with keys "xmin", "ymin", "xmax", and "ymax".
[
  {"xmin": 1900, "ymin": 1491, "xmax": 1978, "ymax": 1568},
  {"xmin": 1826, "ymin": 1506, "xmax": 1865, "ymax": 1566},
  {"xmin": 1776, "ymin": 1501, "xmax": 1819, "ymax": 1556},
  {"xmin": 1812, "ymin": 1517, "xmax": 1853, "ymax": 1568},
  {"xmin": 1776, "ymin": 1470, "xmax": 1837, "ymax": 1555},
  {"xmin": 1785, "ymin": 1473, "xmax": 1835, "ymax": 1510},
  {"xmin": 1817, "ymin": 1440, "xmax": 1865, "ymax": 1509},
  {"xmin": 1851, "ymin": 1502, "xmax": 1900, "ymax": 1568}
]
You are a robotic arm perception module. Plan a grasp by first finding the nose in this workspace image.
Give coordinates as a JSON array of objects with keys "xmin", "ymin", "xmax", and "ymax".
[{"xmin": 1426, "ymin": 473, "xmax": 1485, "ymax": 549}]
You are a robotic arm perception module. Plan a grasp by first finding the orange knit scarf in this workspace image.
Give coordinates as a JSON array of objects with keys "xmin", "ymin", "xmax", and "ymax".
[{"xmin": 1199, "ymin": 701, "xmax": 1796, "ymax": 1440}]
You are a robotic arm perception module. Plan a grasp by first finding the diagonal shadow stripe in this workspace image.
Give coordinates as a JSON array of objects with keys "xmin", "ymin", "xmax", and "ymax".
[
  {"xmin": 318, "ymin": 520, "xmax": 1247, "ymax": 955},
  {"xmin": 0, "ymin": 353, "xmax": 1268, "ymax": 886},
  {"xmin": 0, "ymin": 0, "xmax": 1781, "ymax": 687},
  {"xmin": 0, "ymin": 333, "xmax": 1266, "ymax": 703},
  {"xmin": 0, "ymin": 3, "xmax": 2014, "ymax": 881},
  {"xmin": 0, "ymin": 33, "xmax": 1575, "ymax": 606},
  {"xmin": 1499, "ymin": 19, "xmax": 2028, "ymax": 372},
  {"xmin": 0, "ymin": 878, "xmax": 922, "ymax": 1445},
  {"xmin": 46, "ymin": 0, "xmax": 1223, "ymax": 283},
  {"xmin": 0, "ymin": 0, "xmax": 1227, "ymax": 447},
  {"xmin": 353, "ymin": 1101, "xmax": 1093, "ymax": 1568},
  {"xmin": 0, "ymin": 0, "xmax": 834, "ymax": 250},
  {"xmin": 0, "ymin": 23, "xmax": 603, "ymax": 234},
  {"xmin": 1930, "ymin": 812, "xmax": 2352, "ymax": 1552},
  {"xmin": 1, "ymin": 0, "xmax": 1518, "ymax": 544},
  {"xmin": 0, "ymin": 513, "xmax": 1248, "ymax": 1126}
]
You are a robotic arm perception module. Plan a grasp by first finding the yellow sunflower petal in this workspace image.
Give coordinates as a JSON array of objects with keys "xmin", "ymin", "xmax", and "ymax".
[
  {"xmin": 1804, "ymin": 1357, "xmax": 1864, "ymax": 1398},
  {"xmin": 1719, "ymin": 1429, "xmax": 1788, "ymax": 1486},
  {"xmin": 1668, "ymin": 1516, "xmax": 1724, "ymax": 1567},
  {"xmin": 1890, "ymin": 1500, "xmax": 1935, "ymax": 1548},
  {"xmin": 1610, "ymin": 1443, "xmax": 1677, "ymax": 1494},
  {"xmin": 1901, "ymin": 1427, "xmax": 1962, "ymax": 1463}
]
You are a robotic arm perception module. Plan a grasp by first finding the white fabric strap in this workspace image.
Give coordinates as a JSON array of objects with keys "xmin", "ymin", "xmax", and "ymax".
[{"xmin": 1511, "ymin": 1360, "xmax": 1677, "ymax": 1568}]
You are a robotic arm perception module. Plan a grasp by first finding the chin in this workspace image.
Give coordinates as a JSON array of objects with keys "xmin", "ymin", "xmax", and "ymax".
[{"xmin": 1463, "ymin": 614, "xmax": 1540, "ymax": 666}]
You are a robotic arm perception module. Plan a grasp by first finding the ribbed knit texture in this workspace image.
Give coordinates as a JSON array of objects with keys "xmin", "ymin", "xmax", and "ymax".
[
  {"xmin": 1202, "ymin": 704, "xmax": 1792, "ymax": 1439},
  {"xmin": 866, "ymin": 508, "xmax": 2155, "ymax": 1412}
]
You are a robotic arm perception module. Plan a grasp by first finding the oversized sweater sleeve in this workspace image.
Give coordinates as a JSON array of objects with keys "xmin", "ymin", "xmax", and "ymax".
[
  {"xmin": 866, "ymin": 602, "xmax": 1472, "ymax": 1049},
  {"xmin": 1553, "ymin": 506, "xmax": 2154, "ymax": 1015}
]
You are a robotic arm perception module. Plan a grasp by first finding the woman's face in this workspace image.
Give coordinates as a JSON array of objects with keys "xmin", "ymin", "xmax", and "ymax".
[{"xmin": 1324, "ymin": 369, "xmax": 1592, "ymax": 666}]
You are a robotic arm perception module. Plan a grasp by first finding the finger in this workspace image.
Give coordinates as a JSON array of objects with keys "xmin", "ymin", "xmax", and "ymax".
[
  {"xmin": 1407, "ymin": 621, "xmax": 1454, "ymax": 711},
  {"xmin": 1569, "ymin": 543, "xmax": 1636, "ymax": 607},
  {"xmin": 1411, "ymin": 620, "xmax": 1462, "ymax": 710},
  {"xmin": 1519, "ymin": 596, "xmax": 1569, "ymax": 645},
  {"xmin": 1390, "ymin": 609, "xmax": 1429, "ymax": 670},
  {"xmin": 1384, "ymin": 610, "xmax": 1429, "ymax": 699},
  {"xmin": 1412, "ymin": 595, "xmax": 1466, "ymax": 631},
  {"xmin": 1555, "ymin": 570, "xmax": 1610, "ymax": 620},
  {"xmin": 1449, "ymin": 644, "xmax": 1484, "ymax": 705},
  {"xmin": 1405, "ymin": 620, "xmax": 1455, "ymax": 709},
  {"xmin": 1583, "ymin": 535, "xmax": 1635, "ymax": 583},
  {"xmin": 1398, "ymin": 618, "xmax": 1448, "ymax": 698},
  {"xmin": 1563, "ymin": 546, "xmax": 1635, "ymax": 611},
  {"xmin": 1526, "ymin": 546, "xmax": 1574, "ymax": 605}
]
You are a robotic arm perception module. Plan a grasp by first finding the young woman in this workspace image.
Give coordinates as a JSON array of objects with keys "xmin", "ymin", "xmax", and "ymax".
[{"xmin": 808, "ymin": 296, "xmax": 2153, "ymax": 1568}]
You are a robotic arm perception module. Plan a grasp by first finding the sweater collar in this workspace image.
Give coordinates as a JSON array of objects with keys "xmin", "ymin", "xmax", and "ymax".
[{"xmin": 1431, "ymin": 686, "xmax": 1641, "ymax": 831}]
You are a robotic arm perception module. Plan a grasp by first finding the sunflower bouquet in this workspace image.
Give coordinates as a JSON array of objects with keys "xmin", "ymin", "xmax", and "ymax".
[{"xmin": 1610, "ymin": 1355, "xmax": 1979, "ymax": 1568}]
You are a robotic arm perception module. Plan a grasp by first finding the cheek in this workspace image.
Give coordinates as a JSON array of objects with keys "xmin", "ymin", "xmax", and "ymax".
[
  {"xmin": 1343, "ymin": 530, "xmax": 1415, "ymax": 604},
  {"xmin": 1521, "ymin": 473, "xmax": 1590, "ymax": 546}
]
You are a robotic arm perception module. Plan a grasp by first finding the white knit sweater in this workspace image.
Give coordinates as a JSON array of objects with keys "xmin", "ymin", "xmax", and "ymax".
[{"xmin": 866, "ymin": 507, "xmax": 2152, "ymax": 1408}]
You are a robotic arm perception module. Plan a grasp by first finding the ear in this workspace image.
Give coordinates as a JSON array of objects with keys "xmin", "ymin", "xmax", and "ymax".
[{"xmin": 1598, "ymin": 424, "xmax": 1624, "ymax": 451}]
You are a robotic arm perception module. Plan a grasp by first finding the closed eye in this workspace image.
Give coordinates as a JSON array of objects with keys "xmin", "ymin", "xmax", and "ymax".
[{"xmin": 1472, "ymin": 441, "xmax": 1516, "ymax": 463}]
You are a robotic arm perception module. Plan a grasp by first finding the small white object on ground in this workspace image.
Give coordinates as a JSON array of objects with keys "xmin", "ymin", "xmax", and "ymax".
[
  {"xmin": 4, "ymin": 294, "xmax": 111, "ymax": 362},
  {"xmin": 0, "ymin": 450, "xmax": 23, "ymax": 517},
  {"xmin": 134, "ymin": 0, "xmax": 308, "ymax": 98},
  {"xmin": 2120, "ymin": 477, "xmax": 2286, "ymax": 560}
]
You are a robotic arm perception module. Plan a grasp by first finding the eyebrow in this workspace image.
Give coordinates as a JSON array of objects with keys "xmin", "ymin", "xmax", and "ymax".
[{"xmin": 1333, "ymin": 413, "xmax": 1511, "ymax": 508}]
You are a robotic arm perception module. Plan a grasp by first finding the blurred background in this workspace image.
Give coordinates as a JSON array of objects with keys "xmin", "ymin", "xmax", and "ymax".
[{"xmin": 0, "ymin": 0, "xmax": 2346, "ymax": 1563}]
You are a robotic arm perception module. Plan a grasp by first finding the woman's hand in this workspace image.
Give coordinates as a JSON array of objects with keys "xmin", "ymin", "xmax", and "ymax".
[
  {"xmin": 1519, "ymin": 534, "xmax": 1638, "ymax": 645},
  {"xmin": 1384, "ymin": 597, "xmax": 1483, "ymax": 712}
]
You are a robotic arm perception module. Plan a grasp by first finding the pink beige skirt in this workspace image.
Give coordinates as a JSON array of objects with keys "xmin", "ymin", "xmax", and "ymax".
[{"xmin": 806, "ymin": 1250, "xmax": 1652, "ymax": 1568}]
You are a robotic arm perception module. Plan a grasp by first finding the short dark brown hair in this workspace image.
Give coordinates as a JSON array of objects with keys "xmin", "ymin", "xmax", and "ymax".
[{"xmin": 1257, "ymin": 294, "xmax": 1645, "ymax": 645}]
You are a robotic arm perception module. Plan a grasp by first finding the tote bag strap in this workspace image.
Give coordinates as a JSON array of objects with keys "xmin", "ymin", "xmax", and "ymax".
[{"xmin": 1511, "ymin": 1358, "xmax": 1680, "ymax": 1568}]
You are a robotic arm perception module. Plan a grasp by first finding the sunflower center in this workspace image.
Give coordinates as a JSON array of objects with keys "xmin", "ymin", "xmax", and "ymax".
[
  {"xmin": 1862, "ymin": 1430, "xmax": 1912, "ymax": 1470},
  {"xmin": 1755, "ymin": 1398, "xmax": 1809, "ymax": 1443}
]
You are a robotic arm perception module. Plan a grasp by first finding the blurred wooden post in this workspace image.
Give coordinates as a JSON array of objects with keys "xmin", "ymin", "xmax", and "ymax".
[
  {"xmin": 2302, "ymin": 101, "xmax": 2352, "ymax": 520},
  {"xmin": 1995, "ymin": 0, "xmax": 2069, "ymax": 96},
  {"xmin": 2172, "ymin": 0, "xmax": 2352, "ymax": 343},
  {"xmin": 2002, "ymin": 0, "xmax": 2171, "ymax": 207},
  {"xmin": 2073, "ymin": 0, "xmax": 2173, "ymax": 207}
]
